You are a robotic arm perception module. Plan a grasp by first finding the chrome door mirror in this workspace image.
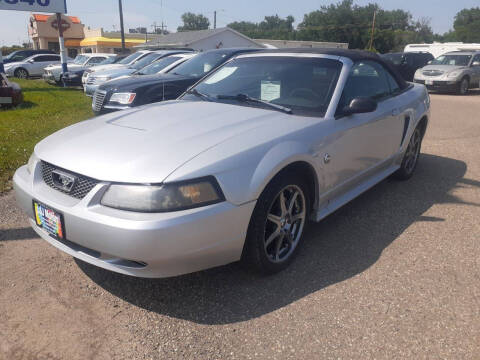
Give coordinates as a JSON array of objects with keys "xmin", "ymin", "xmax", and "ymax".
[{"xmin": 471, "ymin": 61, "xmax": 480, "ymax": 67}]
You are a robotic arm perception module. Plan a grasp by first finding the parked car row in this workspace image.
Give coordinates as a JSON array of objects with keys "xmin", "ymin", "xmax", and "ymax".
[
  {"xmin": 14, "ymin": 48, "xmax": 431, "ymax": 278},
  {"xmin": 382, "ymin": 50, "xmax": 480, "ymax": 94}
]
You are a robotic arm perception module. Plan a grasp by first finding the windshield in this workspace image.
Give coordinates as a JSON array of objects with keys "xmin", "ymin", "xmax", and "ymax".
[
  {"xmin": 130, "ymin": 53, "xmax": 163, "ymax": 70},
  {"xmin": 431, "ymin": 54, "xmax": 472, "ymax": 66},
  {"xmin": 98, "ymin": 57, "xmax": 117, "ymax": 65},
  {"xmin": 136, "ymin": 55, "xmax": 183, "ymax": 75},
  {"xmin": 382, "ymin": 53, "xmax": 404, "ymax": 65},
  {"xmin": 118, "ymin": 52, "xmax": 145, "ymax": 65},
  {"xmin": 5, "ymin": 51, "xmax": 26, "ymax": 61},
  {"xmin": 184, "ymin": 56, "xmax": 342, "ymax": 116},
  {"xmin": 172, "ymin": 51, "xmax": 231, "ymax": 77},
  {"xmin": 73, "ymin": 55, "xmax": 89, "ymax": 65}
]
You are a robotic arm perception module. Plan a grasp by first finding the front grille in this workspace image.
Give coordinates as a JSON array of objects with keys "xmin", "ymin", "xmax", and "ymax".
[
  {"xmin": 86, "ymin": 76, "xmax": 97, "ymax": 85},
  {"xmin": 92, "ymin": 90, "xmax": 106, "ymax": 112},
  {"xmin": 41, "ymin": 161, "xmax": 100, "ymax": 199},
  {"xmin": 422, "ymin": 70, "xmax": 443, "ymax": 77}
]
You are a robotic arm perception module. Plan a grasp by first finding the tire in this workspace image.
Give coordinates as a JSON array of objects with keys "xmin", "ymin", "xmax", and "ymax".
[
  {"xmin": 457, "ymin": 77, "xmax": 469, "ymax": 95},
  {"xmin": 14, "ymin": 68, "xmax": 29, "ymax": 79},
  {"xmin": 242, "ymin": 171, "xmax": 310, "ymax": 274},
  {"xmin": 393, "ymin": 126, "xmax": 422, "ymax": 180}
]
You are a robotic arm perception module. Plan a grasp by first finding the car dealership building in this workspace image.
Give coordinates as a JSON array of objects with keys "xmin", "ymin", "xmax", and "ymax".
[{"xmin": 28, "ymin": 13, "xmax": 148, "ymax": 57}]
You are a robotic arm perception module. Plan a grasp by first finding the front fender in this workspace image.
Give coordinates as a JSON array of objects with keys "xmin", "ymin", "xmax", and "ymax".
[{"xmin": 247, "ymin": 141, "xmax": 319, "ymax": 202}]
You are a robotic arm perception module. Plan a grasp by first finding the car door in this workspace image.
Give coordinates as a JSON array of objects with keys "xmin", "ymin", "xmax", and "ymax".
[
  {"xmin": 30, "ymin": 55, "xmax": 60, "ymax": 76},
  {"xmin": 321, "ymin": 60, "xmax": 404, "ymax": 200},
  {"xmin": 471, "ymin": 54, "xmax": 480, "ymax": 86}
]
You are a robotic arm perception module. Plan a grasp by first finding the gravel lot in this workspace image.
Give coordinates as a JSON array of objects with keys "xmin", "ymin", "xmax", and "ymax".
[{"xmin": 1, "ymin": 92, "xmax": 479, "ymax": 360}]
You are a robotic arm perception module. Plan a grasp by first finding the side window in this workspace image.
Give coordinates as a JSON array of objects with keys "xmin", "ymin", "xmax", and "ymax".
[
  {"xmin": 33, "ymin": 56, "xmax": 47, "ymax": 62},
  {"xmin": 45, "ymin": 55, "xmax": 60, "ymax": 62},
  {"xmin": 472, "ymin": 54, "xmax": 480, "ymax": 64},
  {"xmin": 385, "ymin": 71, "xmax": 401, "ymax": 94},
  {"xmin": 337, "ymin": 60, "xmax": 391, "ymax": 113}
]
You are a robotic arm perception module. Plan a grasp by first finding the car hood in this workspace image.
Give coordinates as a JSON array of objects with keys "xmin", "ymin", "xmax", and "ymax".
[
  {"xmin": 92, "ymin": 68, "xmax": 135, "ymax": 78},
  {"xmin": 100, "ymin": 73, "xmax": 195, "ymax": 91},
  {"xmin": 35, "ymin": 100, "xmax": 291, "ymax": 183},
  {"xmin": 421, "ymin": 64, "xmax": 467, "ymax": 73},
  {"xmin": 90, "ymin": 64, "xmax": 128, "ymax": 72},
  {"xmin": 46, "ymin": 63, "xmax": 81, "ymax": 71}
]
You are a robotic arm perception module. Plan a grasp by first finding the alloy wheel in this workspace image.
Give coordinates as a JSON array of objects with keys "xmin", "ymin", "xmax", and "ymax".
[
  {"xmin": 404, "ymin": 129, "xmax": 421, "ymax": 174},
  {"xmin": 264, "ymin": 185, "xmax": 306, "ymax": 263},
  {"xmin": 15, "ymin": 69, "xmax": 28, "ymax": 79},
  {"xmin": 460, "ymin": 78, "xmax": 469, "ymax": 95}
]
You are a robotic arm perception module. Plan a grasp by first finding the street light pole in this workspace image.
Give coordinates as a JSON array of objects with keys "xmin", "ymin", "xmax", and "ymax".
[{"xmin": 118, "ymin": 0, "xmax": 126, "ymax": 52}]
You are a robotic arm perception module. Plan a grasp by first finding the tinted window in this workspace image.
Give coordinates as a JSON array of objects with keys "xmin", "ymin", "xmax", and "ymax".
[
  {"xmin": 172, "ymin": 51, "xmax": 233, "ymax": 77},
  {"xmin": 385, "ymin": 71, "xmax": 401, "ymax": 94},
  {"xmin": 130, "ymin": 53, "xmax": 163, "ymax": 69},
  {"xmin": 189, "ymin": 56, "xmax": 342, "ymax": 116},
  {"xmin": 382, "ymin": 53, "xmax": 403, "ymax": 65},
  {"xmin": 472, "ymin": 54, "xmax": 480, "ymax": 63},
  {"xmin": 33, "ymin": 56, "xmax": 55, "ymax": 62},
  {"xmin": 337, "ymin": 60, "xmax": 391, "ymax": 112},
  {"xmin": 136, "ymin": 55, "xmax": 183, "ymax": 75},
  {"xmin": 118, "ymin": 52, "xmax": 145, "ymax": 64},
  {"xmin": 73, "ymin": 55, "xmax": 89, "ymax": 65}
]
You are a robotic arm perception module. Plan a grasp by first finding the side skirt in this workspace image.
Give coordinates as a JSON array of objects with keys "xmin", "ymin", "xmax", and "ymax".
[{"xmin": 314, "ymin": 164, "xmax": 400, "ymax": 222}]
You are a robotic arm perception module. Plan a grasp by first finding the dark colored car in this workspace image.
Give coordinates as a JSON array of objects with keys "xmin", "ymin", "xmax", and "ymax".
[
  {"xmin": 0, "ymin": 73, "xmax": 23, "ymax": 108},
  {"xmin": 62, "ymin": 55, "xmax": 129, "ymax": 87},
  {"xmin": 3, "ymin": 49, "xmax": 56, "ymax": 64},
  {"xmin": 92, "ymin": 48, "xmax": 261, "ymax": 115},
  {"xmin": 381, "ymin": 52, "xmax": 434, "ymax": 81}
]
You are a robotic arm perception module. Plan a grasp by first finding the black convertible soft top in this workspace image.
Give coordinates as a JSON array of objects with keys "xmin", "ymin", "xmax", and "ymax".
[{"xmin": 252, "ymin": 48, "xmax": 409, "ymax": 90}]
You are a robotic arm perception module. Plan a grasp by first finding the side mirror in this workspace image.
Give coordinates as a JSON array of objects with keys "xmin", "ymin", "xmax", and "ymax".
[
  {"xmin": 427, "ymin": 60, "xmax": 432, "ymax": 64},
  {"xmin": 471, "ymin": 61, "xmax": 480, "ymax": 67},
  {"xmin": 28, "ymin": 59, "xmax": 34, "ymax": 63},
  {"xmin": 342, "ymin": 97, "xmax": 377, "ymax": 116}
]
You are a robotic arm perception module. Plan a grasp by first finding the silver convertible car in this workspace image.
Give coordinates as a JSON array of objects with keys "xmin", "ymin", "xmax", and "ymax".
[{"xmin": 14, "ymin": 49, "xmax": 430, "ymax": 278}]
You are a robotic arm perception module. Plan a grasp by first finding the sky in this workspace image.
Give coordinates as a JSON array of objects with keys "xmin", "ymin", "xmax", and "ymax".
[{"xmin": 1, "ymin": 0, "xmax": 479, "ymax": 46}]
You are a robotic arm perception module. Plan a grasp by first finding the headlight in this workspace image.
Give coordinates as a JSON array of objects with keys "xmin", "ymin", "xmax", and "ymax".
[
  {"xmin": 447, "ymin": 71, "xmax": 462, "ymax": 78},
  {"xmin": 414, "ymin": 69, "xmax": 422, "ymax": 79},
  {"xmin": 101, "ymin": 177, "xmax": 224, "ymax": 212},
  {"xmin": 109, "ymin": 92, "xmax": 136, "ymax": 105},
  {"xmin": 27, "ymin": 152, "xmax": 39, "ymax": 174},
  {"xmin": 96, "ymin": 76, "xmax": 111, "ymax": 83}
]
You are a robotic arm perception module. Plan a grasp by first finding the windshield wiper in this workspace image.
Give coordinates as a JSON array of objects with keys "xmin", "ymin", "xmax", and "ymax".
[
  {"xmin": 216, "ymin": 93, "xmax": 292, "ymax": 114},
  {"xmin": 185, "ymin": 88, "xmax": 213, "ymax": 101}
]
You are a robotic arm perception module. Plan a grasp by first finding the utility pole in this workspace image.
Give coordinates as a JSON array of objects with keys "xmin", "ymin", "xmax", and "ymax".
[
  {"xmin": 56, "ymin": 13, "xmax": 68, "ymax": 85},
  {"xmin": 118, "ymin": 0, "xmax": 126, "ymax": 53},
  {"xmin": 214, "ymin": 10, "xmax": 216, "ymax": 29},
  {"xmin": 368, "ymin": 9, "xmax": 376, "ymax": 51}
]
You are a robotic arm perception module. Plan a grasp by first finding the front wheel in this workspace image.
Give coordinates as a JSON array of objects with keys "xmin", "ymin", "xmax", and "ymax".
[
  {"xmin": 14, "ymin": 68, "xmax": 29, "ymax": 79},
  {"xmin": 393, "ymin": 127, "xmax": 422, "ymax": 180},
  {"xmin": 457, "ymin": 77, "xmax": 469, "ymax": 95},
  {"xmin": 242, "ymin": 172, "xmax": 309, "ymax": 274}
]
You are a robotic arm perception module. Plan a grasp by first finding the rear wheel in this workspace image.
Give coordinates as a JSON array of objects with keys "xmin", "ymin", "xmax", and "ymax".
[
  {"xmin": 457, "ymin": 77, "xmax": 469, "ymax": 95},
  {"xmin": 14, "ymin": 68, "xmax": 29, "ymax": 79},
  {"xmin": 242, "ymin": 172, "xmax": 309, "ymax": 274},
  {"xmin": 394, "ymin": 127, "xmax": 422, "ymax": 180}
]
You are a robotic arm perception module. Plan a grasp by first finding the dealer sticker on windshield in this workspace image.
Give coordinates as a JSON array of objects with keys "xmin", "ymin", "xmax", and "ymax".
[
  {"xmin": 33, "ymin": 201, "xmax": 65, "ymax": 240},
  {"xmin": 261, "ymin": 81, "xmax": 281, "ymax": 101}
]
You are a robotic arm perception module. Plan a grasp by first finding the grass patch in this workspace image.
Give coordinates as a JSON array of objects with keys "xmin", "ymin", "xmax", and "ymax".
[{"xmin": 0, "ymin": 79, "xmax": 93, "ymax": 192}]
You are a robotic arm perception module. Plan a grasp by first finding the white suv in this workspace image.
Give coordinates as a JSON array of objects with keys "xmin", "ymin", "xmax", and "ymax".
[{"xmin": 4, "ymin": 54, "xmax": 62, "ymax": 79}]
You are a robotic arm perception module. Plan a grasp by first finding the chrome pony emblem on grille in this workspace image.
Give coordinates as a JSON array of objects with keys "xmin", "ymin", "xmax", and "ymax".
[{"xmin": 51, "ymin": 170, "xmax": 76, "ymax": 192}]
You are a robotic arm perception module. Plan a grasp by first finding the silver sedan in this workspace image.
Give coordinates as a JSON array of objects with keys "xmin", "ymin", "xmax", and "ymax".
[{"xmin": 14, "ymin": 49, "xmax": 430, "ymax": 278}]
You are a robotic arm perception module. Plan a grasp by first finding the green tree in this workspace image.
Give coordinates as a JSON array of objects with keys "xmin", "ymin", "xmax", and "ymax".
[
  {"xmin": 177, "ymin": 12, "xmax": 210, "ymax": 32},
  {"xmin": 453, "ymin": 7, "xmax": 480, "ymax": 42}
]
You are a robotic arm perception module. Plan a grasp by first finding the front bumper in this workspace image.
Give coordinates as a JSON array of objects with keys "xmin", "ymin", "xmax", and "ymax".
[
  {"xmin": 414, "ymin": 79, "xmax": 459, "ymax": 92},
  {"xmin": 43, "ymin": 72, "xmax": 58, "ymax": 84},
  {"xmin": 13, "ymin": 163, "xmax": 255, "ymax": 278},
  {"xmin": 84, "ymin": 84, "xmax": 100, "ymax": 96}
]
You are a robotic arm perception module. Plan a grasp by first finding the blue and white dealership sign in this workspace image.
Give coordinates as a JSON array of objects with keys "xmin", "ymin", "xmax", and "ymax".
[{"xmin": 0, "ymin": 0, "xmax": 67, "ymax": 13}]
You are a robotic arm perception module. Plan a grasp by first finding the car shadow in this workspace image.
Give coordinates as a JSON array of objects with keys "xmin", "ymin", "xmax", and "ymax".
[{"xmin": 76, "ymin": 153, "xmax": 479, "ymax": 325}]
